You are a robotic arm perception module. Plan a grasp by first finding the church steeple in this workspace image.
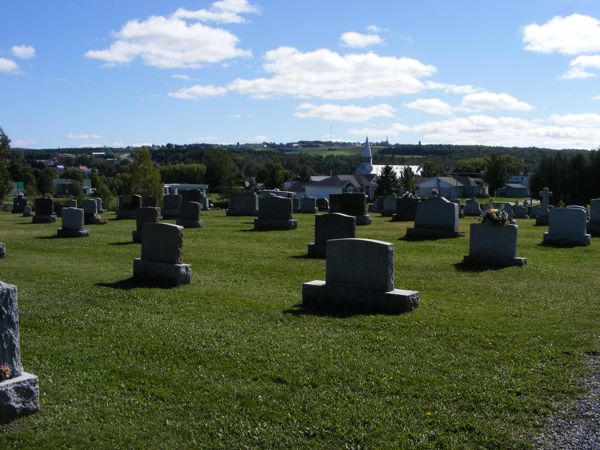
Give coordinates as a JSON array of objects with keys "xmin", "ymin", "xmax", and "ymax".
[{"xmin": 356, "ymin": 136, "xmax": 373, "ymax": 175}]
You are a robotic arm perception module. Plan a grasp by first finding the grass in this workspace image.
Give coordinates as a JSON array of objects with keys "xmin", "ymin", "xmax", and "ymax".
[{"xmin": 0, "ymin": 209, "xmax": 598, "ymax": 448}]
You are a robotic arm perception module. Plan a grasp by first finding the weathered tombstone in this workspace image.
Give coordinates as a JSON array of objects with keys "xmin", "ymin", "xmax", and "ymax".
[
  {"xmin": 299, "ymin": 197, "xmax": 317, "ymax": 214},
  {"xmin": 316, "ymin": 198, "xmax": 329, "ymax": 211},
  {"xmin": 181, "ymin": 189, "xmax": 202, "ymax": 204},
  {"xmin": 307, "ymin": 213, "xmax": 356, "ymax": 257},
  {"xmin": 132, "ymin": 207, "xmax": 160, "ymax": 243},
  {"xmin": 226, "ymin": 192, "xmax": 258, "ymax": 216},
  {"xmin": 65, "ymin": 199, "xmax": 78, "ymax": 208},
  {"xmin": 0, "ymin": 281, "xmax": 40, "ymax": 423},
  {"xmin": 391, "ymin": 196, "xmax": 420, "ymax": 222},
  {"xmin": 133, "ymin": 223, "xmax": 191, "ymax": 285},
  {"xmin": 143, "ymin": 196, "xmax": 158, "ymax": 208},
  {"xmin": 381, "ymin": 195, "xmax": 397, "ymax": 217},
  {"xmin": 162, "ymin": 194, "xmax": 181, "ymax": 218},
  {"xmin": 22, "ymin": 206, "xmax": 32, "ymax": 218},
  {"xmin": 536, "ymin": 187, "xmax": 553, "ymax": 226},
  {"xmin": 57, "ymin": 208, "xmax": 89, "ymax": 237},
  {"xmin": 329, "ymin": 193, "xmax": 371, "ymax": 225},
  {"xmin": 176, "ymin": 202, "xmax": 202, "ymax": 228},
  {"xmin": 32, "ymin": 198, "xmax": 56, "ymax": 223},
  {"xmin": 464, "ymin": 198, "xmax": 482, "ymax": 217},
  {"xmin": 302, "ymin": 238, "xmax": 419, "ymax": 313},
  {"xmin": 514, "ymin": 205, "xmax": 528, "ymax": 219},
  {"xmin": 11, "ymin": 197, "xmax": 26, "ymax": 214},
  {"xmin": 587, "ymin": 198, "xmax": 600, "ymax": 236},
  {"xmin": 406, "ymin": 197, "xmax": 464, "ymax": 239},
  {"xmin": 82, "ymin": 199, "xmax": 103, "ymax": 225},
  {"xmin": 254, "ymin": 196, "xmax": 298, "ymax": 230},
  {"xmin": 543, "ymin": 207, "xmax": 591, "ymax": 246},
  {"xmin": 449, "ymin": 198, "xmax": 465, "ymax": 218},
  {"xmin": 91, "ymin": 197, "xmax": 104, "ymax": 213},
  {"xmin": 463, "ymin": 222, "xmax": 527, "ymax": 267},
  {"xmin": 116, "ymin": 194, "xmax": 141, "ymax": 219},
  {"xmin": 0, "ymin": 244, "xmax": 5, "ymax": 258}
]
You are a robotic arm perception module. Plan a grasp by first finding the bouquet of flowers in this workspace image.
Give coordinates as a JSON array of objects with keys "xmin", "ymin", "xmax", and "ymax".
[{"xmin": 481, "ymin": 208, "xmax": 509, "ymax": 226}]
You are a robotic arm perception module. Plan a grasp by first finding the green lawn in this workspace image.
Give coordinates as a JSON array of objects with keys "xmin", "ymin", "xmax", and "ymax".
[{"xmin": 0, "ymin": 210, "xmax": 598, "ymax": 448}]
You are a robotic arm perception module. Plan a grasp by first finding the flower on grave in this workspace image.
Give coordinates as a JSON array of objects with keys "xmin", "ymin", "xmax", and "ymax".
[
  {"xmin": 0, "ymin": 364, "xmax": 11, "ymax": 381},
  {"xmin": 481, "ymin": 208, "xmax": 509, "ymax": 226}
]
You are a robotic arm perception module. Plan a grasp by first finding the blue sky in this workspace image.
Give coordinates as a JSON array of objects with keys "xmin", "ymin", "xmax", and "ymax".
[{"xmin": 1, "ymin": 0, "xmax": 600, "ymax": 149}]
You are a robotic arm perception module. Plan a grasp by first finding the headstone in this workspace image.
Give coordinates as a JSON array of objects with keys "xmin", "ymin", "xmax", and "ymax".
[
  {"xmin": 298, "ymin": 197, "xmax": 317, "ymax": 214},
  {"xmin": 587, "ymin": 198, "xmax": 600, "ymax": 236},
  {"xmin": 32, "ymin": 198, "xmax": 56, "ymax": 223},
  {"xmin": 381, "ymin": 195, "xmax": 397, "ymax": 217},
  {"xmin": 57, "ymin": 208, "xmax": 89, "ymax": 237},
  {"xmin": 176, "ymin": 202, "xmax": 202, "ymax": 228},
  {"xmin": 449, "ymin": 198, "xmax": 465, "ymax": 218},
  {"xmin": 226, "ymin": 192, "xmax": 258, "ymax": 216},
  {"xmin": 543, "ymin": 207, "xmax": 591, "ymax": 246},
  {"xmin": 529, "ymin": 206, "xmax": 541, "ymax": 218},
  {"xmin": 254, "ymin": 196, "xmax": 298, "ymax": 230},
  {"xmin": 464, "ymin": 198, "xmax": 482, "ymax": 217},
  {"xmin": 391, "ymin": 196, "xmax": 420, "ymax": 222},
  {"xmin": 329, "ymin": 193, "xmax": 371, "ymax": 225},
  {"xmin": 536, "ymin": 187, "xmax": 553, "ymax": 226},
  {"xmin": 198, "ymin": 193, "xmax": 210, "ymax": 211},
  {"xmin": 503, "ymin": 203, "xmax": 514, "ymax": 221},
  {"xmin": 514, "ymin": 205, "xmax": 528, "ymax": 219},
  {"xmin": 116, "ymin": 194, "xmax": 142, "ymax": 219},
  {"xmin": 0, "ymin": 244, "xmax": 5, "ymax": 258},
  {"xmin": 65, "ymin": 199, "xmax": 78, "ymax": 208},
  {"xmin": 369, "ymin": 196, "xmax": 385, "ymax": 213},
  {"xmin": 22, "ymin": 206, "xmax": 32, "ymax": 217},
  {"xmin": 292, "ymin": 197, "xmax": 300, "ymax": 213},
  {"xmin": 53, "ymin": 202, "xmax": 63, "ymax": 218},
  {"xmin": 463, "ymin": 223, "xmax": 527, "ymax": 267},
  {"xmin": 133, "ymin": 223, "xmax": 191, "ymax": 285},
  {"xmin": 11, "ymin": 197, "xmax": 26, "ymax": 214},
  {"xmin": 540, "ymin": 187, "xmax": 553, "ymax": 208},
  {"xmin": 143, "ymin": 196, "xmax": 158, "ymax": 208},
  {"xmin": 91, "ymin": 197, "xmax": 104, "ymax": 213},
  {"xmin": 82, "ymin": 199, "xmax": 103, "ymax": 225},
  {"xmin": 406, "ymin": 196, "xmax": 464, "ymax": 239},
  {"xmin": 307, "ymin": 213, "xmax": 356, "ymax": 257},
  {"xmin": 316, "ymin": 198, "xmax": 329, "ymax": 212},
  {"xmin": 302, "ymin": 238, "xmax": 419, "ymax": 313},
  {"xmin": 162, "ymin": 194, "xmax": 181, "ymax": 218},
  {"xmin": 132, "ymin": 207, "xmax": 160, "ymax": 243},
  {"xmin": 0, "ymin": 282, "xmax": 40, "ymax": 423},
  {"xmin": 181, "ymin": 190, "xmax": 201, "ymax": 204}
]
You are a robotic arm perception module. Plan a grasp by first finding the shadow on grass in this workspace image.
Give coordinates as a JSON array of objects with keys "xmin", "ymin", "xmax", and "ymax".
[
  {"xmin": 453, "ymin": 261, "xmax": 507, "ymax": 273},
  {"xmin": 109, "ymin": 241, "xmax": 137, "ymax": 246},
  {"xmin": 96, "ymin": 277, "xmax": 176, "ymax": 290},
  {"xmin": 537, "ymin": 241, "xmax": 586, "ymax": 248},
  {"xmin": 289, "ymin": 254, "xmax": 323, "ymax": 260},
  {"xmin": 399, "ymin": 235, "xmax": 460, "ymax": 242},
  {"xmin": 35, "ymin": 235, "xmax": 60, "ymax": 240},
  {"xmin": 283, "ymin": 303, "xmax": 401, "ymax": 318}
]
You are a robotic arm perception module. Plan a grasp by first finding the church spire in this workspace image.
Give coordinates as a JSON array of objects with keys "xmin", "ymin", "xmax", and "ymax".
[{"xmin": 356, "ymin": 136, "xmax": 373, "ymax": 175}]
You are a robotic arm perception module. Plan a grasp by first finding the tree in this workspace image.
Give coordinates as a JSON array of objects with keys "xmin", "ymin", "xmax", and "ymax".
[
  {"xmin": 8, "ymin": 160, "xmax": 37, "ymax": 196},
  {"xmin": 483, "ymin": 154, "xmax": 525, "ymax": 195},
  {"xmin": 375, "ymin": 165, "xmax": 399, "ymax": 196},
  {"xmin": 160, "ymin": 163, "xmax": 206, "ymax": 184},
  {"xmin": 453, "ymin": 157, "xmax": 487, "ymax": 174},
  {"xmin": 400, "ymin": 166, "xmax": 415, "ymax": 193},
  {"xmin": 257, "ymin": 161, "xmax": 291, "ymax": 189},
  {"xmin": 34, "ymin": 167, "xmax": 56, "ymax": 195},
  {"xmin": 420, "ymin": 160, "xmax": 439, "ymax": 178},
  {"xmin": 68, "ymin": 181, "xmax": 85, "ymax": 202},
  {"xmin": 204, "ymin": 147, "xmax": 243, "ymax": 196},
  {"xmin": 129, "ymin": 147, "xmax": 162, "ymax": 199},
  {"xmin": 0, "ymin": 128, "xmax": 11, "ymax": 199},
  {"xmin": 91, "ymin": 173, "xmax": 114, "ymax": 206}
]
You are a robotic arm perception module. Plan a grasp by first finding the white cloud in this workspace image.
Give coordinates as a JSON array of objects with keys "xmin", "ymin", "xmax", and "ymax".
[
  {"xmin": 594, "ymin": 94, "xmax": 600, "ymax": 100},
  {"xmin": 549, "ymin": 113, "xmax": 600, "ymax": 126},
  {"xmin": 85, "ymin": 10, "xmax": 252, "ymax": 68},
  {"xmin": 0, "ymin": 58, "xmax": 20, "ymax": 74},
  {"xmin": 348, "ymin": 122, "xmax": 411, "ymax": 137},
  {"xmin": 168, "ymin": 84, "xmax": 229, "ymax": 99},
  {"xmin": 340, "ymin": 31, "xmax": 383, "ymax": 48},
  {"xmin": 171, "ymin": 74, "xmax": 191, "ymax": 80},
  {"xmin": 405, "ymin": 98, "xmax": 453, "ymax": 115},
  {"xmin": 67, "ymin": 133, "xmax": 103, "ymax": 140},
  {"xmin": 425, "ymin": 81, "xmax": 481, "ymax": 95},
  {"xmin": 251, "ymin": 135, "xmax": 269, "ymax": 141},
  {"xmin": 173, "ymin": 0, "xmax": 258, "ymax": 24},
  {"xmin": 366, "ymin": 25, "xmax": 382, "ymax": 33},
  {"xmin": 561, "ymin": 54, "xmax": 600, "ymax": 79},
  {"xmin": 11, "ymin": 45, "xmax": 36, "ymax": 59},
  {"xmin": 294, "ymin": 103, "xmax": 395, "ymax": 122},
  {"xmin": 522, "ymin": 14, "xmax": 600, "ymax": 55},
  {"xmin": 460, "ymin": 92, "xmax": 533, "ymax": 111}
]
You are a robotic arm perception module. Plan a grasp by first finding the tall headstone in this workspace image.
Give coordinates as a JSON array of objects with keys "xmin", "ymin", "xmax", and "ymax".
[
  {"xmin": 329, "ymin": 193, "xmax": 371, "ymax": 225},
  {"xmin": 406, "ymin": 197, "xmax": 464, "ymax": 239},
  {"xmin": 162, "ymin": 194, "xmax": 181, "ymax": 218},
  {"xmin": 307, "ymin": 213, "xmax": 356, "ymax": 257},
  {"xmin": 298, "ymin": 197, "xmax": 318, "ymax": 214},
  {"xmin": 543, "ymin": 207, "xmax": 591, "ymax": 246},
  {"xmin": 132, "ymin": 207, "xmax": 160, "ymax": 243},
  {"xmin": 176, "ymin": 202, "xmax": 202, "ymax": 228},
  {"xmin": 464, "ymin": 198, "xmax": 482, "ymax": 217},
  {"xmin": 226, "ymin": 192, "xmax": 258, "ymax": 216},
  {"xmin": 57, "ymin": 208, "xmax": 89, "ymax": 237},
  {"xmin": 22, "ymin": 206, "xmax": 32, "ymax": 218},
  {"xmin": 32, "ymin": 198, "xmax": 56, "ymax": 223},
  {"xmin": 82, "ymin": 199, "xmax": 103, "ymax": 225},
  {"xmin": 587, "ymin": 198, "xmax": 600, "ymax": 236},
  {"xmin": 0, "ymin": 282, "xmax": 40, "ymax": 423},
  {"xmin": 254, "ymin": 196, "xmax": 298, "ymax": 230},
  {"xmin": 133, "ymin": 223, "xmax": 191, "ymax": 285},
  {"xmin": 91, "ymin": 197, "xmax": 104, "ymax": 213},
  {"xmin": 302, "ymin": 239, "xmax": 419, "ymax": 313},
  {"xmin": 536, "ymin": 187, "xmax": 553, "ymax": 226},
  {"xmin": 463, "ymin": 223, "xmax": 526, "ymax": 267},
  {"xmin": 11, "ymin": 197, "xmax": 26, "ymax": 214},
  {"xmin": 391, "ymin": 196, "xmax": 420, "ymax": 222}
]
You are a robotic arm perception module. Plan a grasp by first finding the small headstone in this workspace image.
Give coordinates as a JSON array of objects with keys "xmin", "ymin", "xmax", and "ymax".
[
  {"xmin": 11, "ymin": 197, "xmax": 26, "ymax": 214},
  {"xmin": 316, "ymin": 198, "xmax": 329, "ymax": 212},
  {"xmin": 381, "ymin": 195, "xmax": 397, "ymax": 217},
  {"xmin": 543, "ymin": 207, "xmax": 591, "ymax": 246},
  {"xmin": 57, "ymin": 208, "xmax": 89, "ymax": 237},
  {"xmin": 91, "ymin": 197, "xmax": 104, "ymax": 212},
  {"xmin": 133, "ymin": 223, "xmax": 191, "ymax": 285},
  {"xmin": 302, "ymin": 238, "xmax": 419, "ymax": 313},
  {"xmin": 226, "ymin": 192, "xmax": 258, "ymax": 216},
  {"xmin": 132, "ymin": 207, "xmax": 160, "ymax": 243},
  {"xmin": 254, "ymin": 196, "xmax": 298, "ymax": 230},
  {"xmin": 0, "ymin": 281, "xmax": 40, "ymax": 423},
  {"xmin": 463, "ymin": 222, "xmax": 526, "ymax": 267},
  {"xmin": 0, "ymin": 244, "xmax": 5, "ymax": 258},
  {"xmin": 176, "ymin": 202, "xmax": 202, "ymax": 228},
  {"xmin": 82, "ymin": 199, "xmax": 104, "ymax": 225},
  {"xmin": 535, "ymin": 187, "xmax": 553, "ymax": 226},
  {"xmin": 65, "ymin": 199, "xmax": 78, "ymax": 208},
  {"xmin": 22, "ymin": 206, "xmax": 32, "ymax": 217},
  {"xmin": 162, "ymin": 194, "xmax": 181, "ymax": 218},
  {"xmin": 406, "ymin": 196, "xmax": 464, "ymax": 239},
  {"xmin": 307, "ymin": 213, "xmax": 356, "ymax": 257},
  {"xmin": 587, "ymin": 198, "xmax": 600, "ymax": 236},
  {"xmin": 464, "ymin": 198, "xmax": 482, "ymax": 217},
  {"xmin": 32, "ymin": 198, "xmax": 56, "ymax": 223},
  {"xmin": 514, "ymin": 205, "xmax": 528, "ymax": 219},
  {"xmin": 391, "ymin": 196, "xmax": 420, "ymax": 222},
  {"xmin": 329, "ymin": 193, "xmax": 371, "ymax": 225},
  {"xmin": 298, "ymin": 197, "xmax": 317, "ymax": 214},
  {"xmin": 116, "ymin": 194, "xmax": 142, "ymax": 219},
  {"xmin": 503, "ymin": 203, "xmax": 514, "ymax": 221}
]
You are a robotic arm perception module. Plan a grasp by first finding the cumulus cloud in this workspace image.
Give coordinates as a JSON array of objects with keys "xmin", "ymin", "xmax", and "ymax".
[
  {"xmin": 460, "ymin": 92, "xmax": 533, "ymax": 111},
  {"xmin": 405, "ymin": 98, "xmax": 453, "ymax": 115},
  {"xmin": 173, "ymin": 0, "xmax": 258, "ymax": 23},
  {"xmin": 85, "ymin": 1, "xmax": 254, "ymax": 68},
  {"xmin": 561, "ymin": 54, "xmax": 600, "ymax": 79},
  {"xmin": 425, "ymin": 81, "xmax": 481, "ymax": 95},
  {"xmin": 168, "ymin": 84, "xmax": 229, "ymax": 99},
  {"xmin": 67, "ymin": 133, "xmax": 103, "ymax": 140},
  {"xmin": 594, "ymin": 94, "xmax": 600, "ymax": 100},
  {"xmin": 340, "ymin": 31, "xmax": 383, "ymax": 48},
  {"xmin": 294, "ymin": 103, "xmax": 396, "ymax": 122},
  {"xmin": 171, "ymin": 74, "xmax": 191, "ymax": 80},
  {"xmin": 0, "ymin": 58, "xmax": 19, "ymax": 74},
  {"xmin": 522, "ymin": 14, "xmax": 600, "ymax": 55},
  {"xmin": 11, "ymin": 45, "xmax": 36, "ymax": 59}
]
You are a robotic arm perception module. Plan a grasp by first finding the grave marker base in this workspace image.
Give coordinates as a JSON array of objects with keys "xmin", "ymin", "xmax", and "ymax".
[
  {"xmin": 0, "ymin": 372, "xmax": 39, "ymax": 424},
  {"xmin": 57, "ymin": 229, "xmax": 89, "ymax": 238},
  {"xmin": 175, "ymin": 219, "xmax": 203, "ymax": 228},
  {"xmin": 462, "ymin": 255, "xmax": 527, "ymax": 267},
  {"xmin": 133, "ymin": 259, "xmax": 191, "ymax": 285},
  {"xmin": 543, "ymin": 233, "xmax": 591, "ymax": 246}
]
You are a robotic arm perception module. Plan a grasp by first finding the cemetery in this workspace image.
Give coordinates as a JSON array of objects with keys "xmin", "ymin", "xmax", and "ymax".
[{"xmin": 0, "ymin": 205, "xmax": 598, "ymax": 448}]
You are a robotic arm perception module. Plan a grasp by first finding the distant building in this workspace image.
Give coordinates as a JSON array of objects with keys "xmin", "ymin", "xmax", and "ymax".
[
  {"xmin": 53, "ymin": 178, "xmax": 93, "ymax": 196},
  {"xmin": 497, "ymin": 175, "xmax": 530, "ymax": 197},
  {"xmin": 417, "ymin": 176, "xmax": 488, "ymax": 198}
]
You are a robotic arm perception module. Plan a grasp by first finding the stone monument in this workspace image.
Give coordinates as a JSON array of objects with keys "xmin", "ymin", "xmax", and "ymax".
[
  {"xmin": 406, "ymin": 197, "xmax": 464, "ymax": 239},
  {"xmin": 57, "ymin": 208, "xmax": 89, "ymax": 238},
  {"xmin": 132, "ymin": 207, "xmax": 160, "ymax": 243},
  {"xmin": 329, "ymin": 193, "xmax": 371, "ymax": 225},
  {"xmin": 176, "ymin": 202, "xmax": 202, "ymax": 228},
  {"xmin": 463, "ymin": 222, "xmax": 527, "ymax": 267},
  {"xmin": 307, "ymin": 213, "xmax": 356, "ymax": 258},
  {"xmin": 254, "ymin": 196, "xmax": 298, "ymax": 230},
  {"xmin": 543, "ymin": 207, "xmax": 591, "ymax": 246},
  {"xmin": 226, "ymin": 192, "xmax": 258, "ymax": 216},
  {"xmin": 32, "ymin": 198, "xmax": 56, "ymax": 224},
  {"xmin": 298, "ymin": 197, "xmax": 318, "ymax": 214}
]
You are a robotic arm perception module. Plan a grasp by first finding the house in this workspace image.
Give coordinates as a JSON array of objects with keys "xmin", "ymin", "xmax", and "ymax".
[
  {"xmin": 417, "ymin": 176, "xmax": 488, "ymax": 198},
  {"xmin": 53, "ymin": 178, "xmax": 93, "ymax": 196},
  {"xmin": 497, "ymin": 175, "xmax": 530, "ymax": 198}
]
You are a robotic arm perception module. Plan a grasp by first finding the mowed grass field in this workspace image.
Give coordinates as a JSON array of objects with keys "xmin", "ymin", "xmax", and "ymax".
[{"xmin": 0, "ymin": 209, "xmax": 598, "ymax": 448}]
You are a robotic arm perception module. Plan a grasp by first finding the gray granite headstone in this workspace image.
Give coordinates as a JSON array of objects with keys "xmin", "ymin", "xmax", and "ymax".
[
  {"xmin": 227, "ymin": 192, "xmax": 258, "ymax": 216},
  {"xmin": 381, "ymin": 195, "xmax": 397, "ymax": 217},
  {"xmin": 11, "ymin": 197, "xmax": 26, "ymax": 214},
  {"xmin": 299, "ymin": 197, "xmax": 317, "ymax": 214},
  {"xmin": 82, "ymin": 199, "xmax": 103, "ymax": 225},
  {"xmin": 463, "ymin": 223, "xmax": 526, "ymax": 266},
  {"xmin": 32, "ymin": 198, "xmax": 56, "ymax": 223},
  {"xmin": 316, "ymin": 198, "xmax": 329, "ymax": 211},
  {"xmin": 162, "ymin": 194, "xmax": 181, "ymax": 218},
  {"xmin": 464, "ymin": 198, "xmax": 482, "ymax": 217},
  {"xmin": 132, "ymin": 207, "xmax": 160, "ymax": 243},
  {"xmin": 254, "ymin": 196, "xmax": 298, "ymax": 230},
  {"xmin": 543, "ymin": 207, "xmax": 591, "ymax": 246},
  {"xmin": 22, "ymin": 206, "xmax": 32, "ymax": 217},
  {"xmin": 329, "ymin": 193, "xmax": 371, "ymax": 225},
  {"xmin": 391, "ymin": 197, "xmax": 420, "ymax": 222},
  {"xmin": 57, "ymin": 208, "xmax": 89, "ymax": 237},
  {"xmin": 588, "ymin": 198, "xmax": 600, "ymax": 236},
  {"xmin": 176, "ymin": 202, "xmax": 202, "ymax": 228},
  {"xmin": 307, "ymin": 213, "xmax": 356, "ymax": 257},
  {"xmin": 406, "ymin": 196, "xmax": 463, "ymax": 239}
]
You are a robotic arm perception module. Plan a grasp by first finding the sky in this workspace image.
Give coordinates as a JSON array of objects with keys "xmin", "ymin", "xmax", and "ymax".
[{"xmin": 1, "ymin": 0, "xmax": 600, "ymax": 150}]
